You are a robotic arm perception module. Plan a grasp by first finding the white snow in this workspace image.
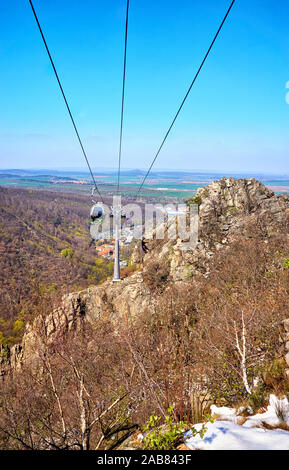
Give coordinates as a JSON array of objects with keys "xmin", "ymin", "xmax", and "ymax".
[
  {"xmin": 185, "ymin": 420, "xmax": 289, "ymax": 450},
  {"xmin": 210, "ymin": 405, "xmax": 237, "ymax": 422},
  {"xmin": 185, "ymin": 395, "xmax": 289, "ymax": 450},
  {"xmin": 136, "ymin": 433, "xmax": 144, "ymax": 443},
  {"xmin": 243, "ymin": 394, "xmax": 289, "ymax": 428}
]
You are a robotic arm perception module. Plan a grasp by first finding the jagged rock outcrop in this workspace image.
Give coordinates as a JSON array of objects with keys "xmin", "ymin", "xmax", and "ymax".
[
  {"xmin": 3, "ymin": 272, "xmax": 153, "ymax": 370},
  {"xmin": 3, "ymin": 177, "xmax": 289, "ymax": 371},
  {"xmin": 142, "ymin": 177, "xmax": 289, "ymax": 280},
  {"xmin": 196, "ymin": 177, "xmax": 289, "ymax": 239}
]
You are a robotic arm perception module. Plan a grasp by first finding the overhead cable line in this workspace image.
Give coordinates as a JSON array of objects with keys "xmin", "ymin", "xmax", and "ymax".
[
  {"xmin": 135, "ymin": 0, "xmax": 236, "ymax": 196},
  {"xmin": 117, "ymin": 0, "xmax": 130, "ymax": 194},
  {"xmin": 28, "ymin": 0, "xmax": 104, "ymax": 203}
]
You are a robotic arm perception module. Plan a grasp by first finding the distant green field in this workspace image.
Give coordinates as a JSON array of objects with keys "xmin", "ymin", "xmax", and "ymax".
[{"xmin": 0, "ymin": 170, "xmax": 288, "ymax": 201}]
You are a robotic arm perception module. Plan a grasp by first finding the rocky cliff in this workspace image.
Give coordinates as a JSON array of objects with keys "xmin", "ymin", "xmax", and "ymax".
[
  {"xmin": 3, "ymin": 177, "xmax": 289, "ymax": 371},
  {"xmin": 141, "ymin": 177, "xmax": 289, "ymax": 280}
]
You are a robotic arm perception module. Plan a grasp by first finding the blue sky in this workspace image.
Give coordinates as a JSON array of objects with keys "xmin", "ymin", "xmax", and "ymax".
[{"xmin": 1, "ymin": 0, "xmax": 289, "ymax": 173}]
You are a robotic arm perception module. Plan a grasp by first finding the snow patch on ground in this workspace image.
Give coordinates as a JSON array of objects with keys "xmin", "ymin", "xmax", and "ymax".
[
  {"xmin": 210, "ymin": 405, "xmax": 237, "ymax": 422},
  {"xmin": 244, "ymin": 395, "xmax": 289, "ymax": 428},
  {"xmin": 185, "ymin": 395, "xmax": 289, "ymax": 450},
  {"xmin": 185, "ymin": 420, "xmax": 289, "ymax": 450}
]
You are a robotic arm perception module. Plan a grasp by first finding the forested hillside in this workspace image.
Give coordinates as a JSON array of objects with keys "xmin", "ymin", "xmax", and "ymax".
[{"xmin": 0, "ymin": 187, "xmax": 114, "ymax": 344}]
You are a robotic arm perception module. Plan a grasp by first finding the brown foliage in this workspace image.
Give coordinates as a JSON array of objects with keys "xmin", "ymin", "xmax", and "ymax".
[
  {"xmin": 1, "ymin": 201, "xmax": 289, "ymax": 448},
  {"xmin": 0, "ymin": 187, "xmax": 114, "ymax": 344},
  {"xmin": 190, "ymin": 220, "xmax": 289, "ymax": 401},
  {"xmin": 0, "ymin": 318, "xmax": 134, "ymax": 450},
  {"xmin": 142, "ymin": 261, "xmax": 170, "ymax": 292}
]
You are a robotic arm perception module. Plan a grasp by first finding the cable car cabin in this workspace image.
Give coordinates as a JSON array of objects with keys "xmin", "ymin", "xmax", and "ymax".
[{"xmin": 90, "ymin": 204, "xmax": 104, "ymax": 224}]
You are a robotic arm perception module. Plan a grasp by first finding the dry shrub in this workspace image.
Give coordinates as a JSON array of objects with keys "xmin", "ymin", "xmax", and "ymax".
[
  {"xmin": 0, "ymin": 318, "xmax": 136, "ymax": 450},
  {"xmin": 190, "ymin": 220, "xmax": 289, "ymax": 402},
  {"xmin": 118, "ymin": 283, "xmax": 198, "ymax": 423},
  {"xmin": 142, "ymin": 261, "xmax": 170, "ymax": 292}
]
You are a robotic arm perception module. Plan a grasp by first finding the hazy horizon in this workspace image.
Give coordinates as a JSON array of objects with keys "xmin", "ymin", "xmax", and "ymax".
[{"xmin": 1, "ymin": 167, "xmax": 289, "ymax": 178}]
